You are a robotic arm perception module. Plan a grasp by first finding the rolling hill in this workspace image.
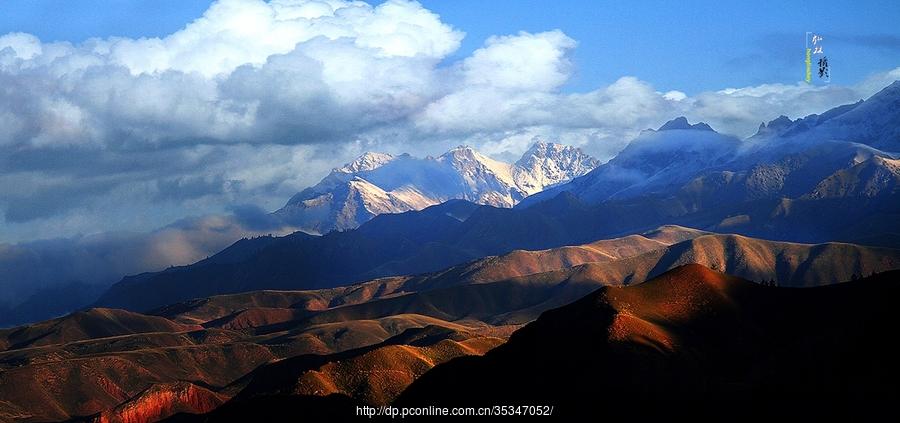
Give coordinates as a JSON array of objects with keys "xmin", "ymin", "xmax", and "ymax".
[
  {"xmin": 93, "ymin": 220, "xmax": 707, "ymax": 312},
  {"xmin": 0, "ymin": 308, "xmax": 500, "ymax": 422},
  {"xmin": 262, "ymin": 232, "xmax": 900, "ymax": 327}
]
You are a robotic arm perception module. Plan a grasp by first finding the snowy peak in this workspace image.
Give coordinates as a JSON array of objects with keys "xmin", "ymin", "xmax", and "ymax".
[
  {"xmin": 440, "ymin": 145, "xmax": 515, "ymax": 177},
  {"xmin": 519, "ymin": 123, "xmax": 743, "ymax": 207},
  {"xmin": 345, "ymin": 177, "xmax": 426, "ymax": 215},
  {"xmin": 275, "ymin": 143, "xmax": 599, "ymax": 233},
  {"xmin": 747, "ymin": 80, "xmax": 899, "ymax": 150},
  {"xmin": 658, "ymin": 116, "xmax": 715, "ymax": 132},
  {"xmin": 517, "ymin": 141, "xmax": 563, "ymax": 162},
  {"xmin": 437, "ymin": 146, "xmax": 507, "ymax": 173},
  {"xmin": 516, "ymin": 141, "xmax": 595, "ymax": 168},
  {"xmin": 439, "ymin": 145, "xmax": 478, "ymax": 159},
  {"xmin": 337, "ymin": 152, "xmax": 395, "ymax": 174},
  {"xmin": 515, "ymin": 142, "xmax": 600, "ymax": 192},
  {"xmin": 519, "ymin": 81, "xmax": 900, "ymax": 210},
  {"xmin": 437, "ymin": 145, "xmax": 518, "ymax": 203},
  {"xmin": 438, "ymin": 145, "xmax": 489, "ymax": 166}
]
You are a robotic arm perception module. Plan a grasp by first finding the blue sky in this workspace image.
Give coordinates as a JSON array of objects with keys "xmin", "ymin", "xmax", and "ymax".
[
  {"xmin": 3, "ymin": 0, "xmax": 899, "ymax": 93},
  {"xmin": 423, "ymin": 0, "xmax": 900, "ymax": 92}
]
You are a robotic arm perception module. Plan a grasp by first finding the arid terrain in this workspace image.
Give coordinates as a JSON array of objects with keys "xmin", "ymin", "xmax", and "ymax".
[{"xmin": 2, "ymin": 227, "xmax": 900, "ymax": 421}]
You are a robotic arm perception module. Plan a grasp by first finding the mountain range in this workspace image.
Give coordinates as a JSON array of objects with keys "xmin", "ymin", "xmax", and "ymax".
[
  {"xmin": 273, "ymin": 142, "xmax": 598, "ymax": 234},
  {"xmin": 91, "ymin": 81, "xmax": 900, "ymax": 314},
  {"xmin": 523, "ymin": 82, "xmax": 900, "ymax": 214},
  {"xmin": 3, "ymin": 227, "xmax": 899, "ymax": 421}
]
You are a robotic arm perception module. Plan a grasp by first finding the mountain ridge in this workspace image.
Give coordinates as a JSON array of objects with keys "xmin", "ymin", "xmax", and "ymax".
[
  {"xmin": 274, "ymin": 142, "xmax": 598, "ymax": 234},
  {"xmin": 93, "ymin": 224, "xmax": 900, "ymax": 315},
  {"xmin": 94, "ymin": 81, "xmax": 900, "ymax": 320},
  {"xmin": 522, "ymin": 81, "xmax": 900, "ymax": 208}
]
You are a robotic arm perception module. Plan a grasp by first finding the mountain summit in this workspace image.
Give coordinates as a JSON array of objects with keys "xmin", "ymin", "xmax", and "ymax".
[
  {"xmin": 274, "ymin": 142, "xmax": 598, "ymax": 233},
  {"xmin": 336, "ymin": 152, "xmax": 395, "ymax": 173},
  {"xmin": 515, "ymin": 142, "xmax": 600, "ymax": 190},
  {"xmin": 657, "ymin": 116, "xmax": 715, "ymax": 132}
]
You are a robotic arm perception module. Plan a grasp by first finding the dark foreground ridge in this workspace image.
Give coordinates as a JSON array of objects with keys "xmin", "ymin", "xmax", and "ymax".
[{"xmin": 395, "ymin": 264, "xmax": 900, "ymax": 418}]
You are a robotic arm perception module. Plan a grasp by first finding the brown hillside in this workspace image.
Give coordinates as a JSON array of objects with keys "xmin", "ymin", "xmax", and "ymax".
[
  {"xmin": 397, "ymin": 265, "xmax": 900, "ymax": 417},
  {"xmin": 0, "ymin": 308, "xmax": 201, "ymax": 352}
]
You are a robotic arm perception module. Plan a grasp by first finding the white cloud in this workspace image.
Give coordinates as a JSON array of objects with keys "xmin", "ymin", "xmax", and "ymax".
[
  {"xmin": 0, "ymin": 0, "xmax": 467, "ymax": 152},
  {"xmin": 463, "ymin": 30, "xmax": 575, "ymax": 91},
  {"xmin": 0, "ymin": 32, "xmax": 43, "ymax": 59},
  {"xmin": 663, "ymin": 90, "xmax": 687, "ymax": 101},
  {"xmin": 856, "ymin": 65, "xmax": 900, "ymax": 95},
  {"xmin": 101, "ymin": 0, "xmax": 462, "ymax": 77},
  {"xmin": 412, "ymin": 30, "xmax": 576, "ymax": 134}
]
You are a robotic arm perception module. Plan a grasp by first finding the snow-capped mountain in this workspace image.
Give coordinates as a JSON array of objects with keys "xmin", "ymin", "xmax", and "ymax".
[
  {"xmin": 745, "ymin": 81, "xmax": 900, "ymax": 153},
  {"xmin": 274, "ymin": 142, "xmax": 598, "ymax": 233},
  {"xmin": 522, "ymin": 81, "xmax": 900, "ymax": 215},
  {"xmin": 514, "ymin": 142, "xmax": 601, "ymax": 193},
  {"xmin": 521, "ymin": 117, "xmax": 742, "ymax": 205}
]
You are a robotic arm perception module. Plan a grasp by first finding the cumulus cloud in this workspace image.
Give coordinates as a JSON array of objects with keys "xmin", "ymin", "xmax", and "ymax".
[
  {"xmin": 0, "ymin": 0, "xmax": 462, "ymax": 150},
  {"xmin": 464, "ymin": 30, "xmax": 575, "ymax": 91},
  {"xmin": 99, "ymin": 0, "xmax": 461, "ymax": 77},
  {"xmin": 0, "ymin": 32, "xmax": 42, "ymax": 60}
]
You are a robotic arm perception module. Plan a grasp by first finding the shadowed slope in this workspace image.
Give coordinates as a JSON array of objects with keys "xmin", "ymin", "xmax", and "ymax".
[
  {"xmin": 397, "ymin": 265, "xmax": 900, "ymax": 416},
  {"xmin": 168, "ymin": 326, "xmax": 503, "ymax": 422},
  {"xmin": 236, "ymin": 327, "xmax": 503, "ymax": 406}
]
